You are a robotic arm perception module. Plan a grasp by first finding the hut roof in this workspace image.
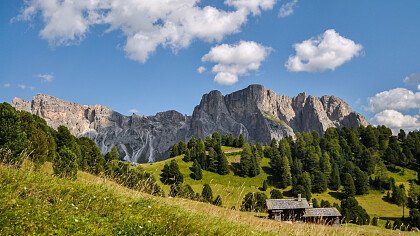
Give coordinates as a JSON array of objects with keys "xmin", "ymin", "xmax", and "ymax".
[
  {"xmin": 303, "ymin": 208, "xmax": 342, "ymax": 217},
  {"xmin": 266, "ymin": 198, "xmax": 310, "ymax": 210}
]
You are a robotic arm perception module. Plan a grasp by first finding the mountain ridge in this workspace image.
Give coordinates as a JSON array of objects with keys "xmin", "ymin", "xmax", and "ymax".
[{"xmin": 12, "ymin": 84, "xmax": 369, "ymax": 163}]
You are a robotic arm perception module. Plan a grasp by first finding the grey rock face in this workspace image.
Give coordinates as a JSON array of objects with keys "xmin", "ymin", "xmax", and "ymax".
[{"xmin": 12, "ymin": 84, "xmax": 369, "ymax": 163}]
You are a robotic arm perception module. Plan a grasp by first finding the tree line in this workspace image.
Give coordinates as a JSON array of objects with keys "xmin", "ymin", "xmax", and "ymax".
[{"xmin": 0, "ymin": 103, "xmax": 163, "ymax": 196}]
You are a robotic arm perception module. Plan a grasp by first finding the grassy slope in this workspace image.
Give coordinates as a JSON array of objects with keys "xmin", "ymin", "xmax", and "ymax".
[
  {"xmin": 0, "ymin": 162, "xmax": 404, "ymax": 236},
  {"xmin": 142, "ymin": 147, "xmax": 417, "ymax": 221}
]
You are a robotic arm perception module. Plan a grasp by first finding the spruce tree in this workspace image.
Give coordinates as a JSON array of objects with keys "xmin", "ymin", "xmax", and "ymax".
[
  {"xmin": 202, "ymin": 184, "xmax": 213, "ymax": 203},
  {"xmin": 342, "ymin": 173, "xmax": 356, "ymax": 198},
  {"xmin": 238, "ymin": 134, "xmax": 245, "ymax": 147},
  {"xmin": 354, "ymin": 168, "xmax": 369, "ymax": 195},
  {"xmin": 217, "ymin": 152, "xmax": 230, "ymax": 175},
  {"xmin": 270, "ymin": 189, "xmax": 283, "ymax": 199},
  {"xmin": 191, "ymin": 159, "xmax": 202, "ymax": 180},
  {"xmin": 312, "ymin": 171, "xmax": 328, "ymax": 193},
  {"xmin": 161, "ymin": 160, "xmax": 184, "ymax": 185},
  {"xmin": 213, "ymin": 195, "xmax": 222, "ymax": 206},
  {"xmin": 329, "ymin": 163, "xmax": 341, "ymax": 190}
]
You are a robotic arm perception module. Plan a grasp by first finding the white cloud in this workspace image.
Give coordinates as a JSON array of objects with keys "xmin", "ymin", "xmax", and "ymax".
[
  {"xmin": 202, "ymin": 41, "xmax": 271, "ymax": 85},
  {"xmin": 225, "ymin": 0, "xmax": 276, "ymax": 15},
  {"xmin": 285, "ymin": 29, "xmax": 363, "ymax": 72},
  {"xmin": 278, "ymin": 0, "xmax": 298, "ymax": 18},
  {"xmin": 37, "ymin": 73, "xmax": 54, "ymax": 82},
  {"xmin": 367, "ymin": 88, "xmax": 420, "ymax": 113},
  {"xmin": 128, "ymin": 108, "xmax": 139, "ymax": 114},
  {"xmin": 17, "ymin": 84, "xmax": 27, "ymax": 89},
  {"xmin": 197, "ymin": 66, "xmax": 206, "ymax": 74},
  {"xmin": 418, "ymin": 84, "xmax": 420, "ymax": 91},
  {"xmin": 18, "ymin": 0, "xmax": 275, "ymax": 63},
  {"xmin": 3, "ymin": 83, "xmax": 11, "ymax": 88},
  {"xmin": 372, "ymin": 110, "xmax": 420, "ymax": 133},
  {"xmin": 403, "ymin": 73, "xmax": 420, "ymax": 86},
  {"xmin": 17, "ymin": 84, "xmax": 35, "ymax": 90}
]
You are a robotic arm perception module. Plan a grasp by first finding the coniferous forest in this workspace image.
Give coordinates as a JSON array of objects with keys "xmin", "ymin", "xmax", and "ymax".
[{"xmin": 2, "ymin": 102, "xmax": 420, "ymax": 231}]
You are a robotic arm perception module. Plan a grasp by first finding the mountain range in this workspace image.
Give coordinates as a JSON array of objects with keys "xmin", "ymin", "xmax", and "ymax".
[{"xmin": 12, "ymin": 84, "xmax": 369, "ymax": 163}]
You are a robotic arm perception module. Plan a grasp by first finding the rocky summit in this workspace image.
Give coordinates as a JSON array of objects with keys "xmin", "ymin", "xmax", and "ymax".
[{"xmin": 12, "ymin": 84, "xmax": 369, "ymax": 163}]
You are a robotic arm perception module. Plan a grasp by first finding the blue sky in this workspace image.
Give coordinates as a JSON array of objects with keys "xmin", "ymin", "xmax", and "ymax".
[{"xmin": 1, "ymin": 0, "xmax": 420, "ymax": 132}]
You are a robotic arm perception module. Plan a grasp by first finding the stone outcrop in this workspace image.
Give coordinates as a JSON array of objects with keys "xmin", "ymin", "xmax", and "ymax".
[{"xmin": 12, "ymin": 84, "xmax": 369, "ymax": 163}]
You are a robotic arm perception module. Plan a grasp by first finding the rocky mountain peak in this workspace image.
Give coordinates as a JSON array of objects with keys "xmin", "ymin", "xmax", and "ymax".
[{"xmin": 12, "ymin": 85, "xmax": 369, "ymax": 163}]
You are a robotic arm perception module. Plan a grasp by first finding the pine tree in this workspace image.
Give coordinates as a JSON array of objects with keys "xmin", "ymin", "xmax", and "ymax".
[
  {"xmin": 329, "ymin": 163, "xmax": 341, "ymax": 190},
  {"xmin": 238, "ymin": 134, "xmax": 245, "ymax": 147},
  {"xmin": 312, "ymin": 171, "xmax": 328, "ymax": 193},
  {"xmin": 53, "ymin": 146, "xmax": 78, "ymax": 180},
  {"xmin": 182, "ymin": 149, "xmax": 191, "ymax": 162},
  {"xmin": 312, "ymin": 198, "xmax": 320, "ymax": 208},
  {"xmin": 202, "ymin": 184, "xmax": 213, "ymax": 203},
  {"xmin": 161, "ymin": 160, "xmax": 184, "ymax": 185},
  {"xmin": 207, "ymin": 147, "xmax": 218, "ymax": 172},
  {"xmin": 270, "ymin": 189, "xmax": 283, "ymax": 199},
  {"xmin": 320, "ymin": 152, "xmax": 332, "ymax": 176},
  {"xmin": 213, "ymin": 195, "xmax": 222, "ymax": 206},
  {"xmin": 354, "ymin": 167, "xmax": 369, "ymax": 195},
  {"xmin": 78, "ymin": 137, "xmax": 105, "ymax": 175},
  {"xmin": 216, "ymin": 152, "xmax": 230, "ymax": 175},
  {"xmin": 302, "ymin": 172, "xmax": 312, "ymax": 200},
  {"xmin": 190, "ymin": 159, "xmax": 202, "ymax": 180},
  {"xmin": 241, "ymin": 192, "xmax": 267, "ymax": 212},
  {"xmin": 0, "ymin": 103, "xmax": 28, "ymax": 165},
  {"xmin": 342, "ymin": 173, "xmax": 356, "ymax": 198}
]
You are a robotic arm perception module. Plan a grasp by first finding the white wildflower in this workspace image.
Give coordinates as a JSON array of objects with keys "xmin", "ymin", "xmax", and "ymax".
[
  {"xmin": 75, "ymin": 219, "xmax": 79, "ymax": 222},
  {"xmin": 148, "ymin": 205, "xmax": 151, "ymax": 209},
  {"xmin": 129, "ymin": 204, "xmax": 132, "ymax": 207},
  {"xmin": 147, "ymin": 220, "xmax": 151, "ymax": 223}
]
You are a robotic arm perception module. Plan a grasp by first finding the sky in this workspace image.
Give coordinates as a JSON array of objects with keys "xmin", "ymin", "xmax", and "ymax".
[{"xmin": 1, "ymin": 0, "xmax": 420, "ymax": 132}]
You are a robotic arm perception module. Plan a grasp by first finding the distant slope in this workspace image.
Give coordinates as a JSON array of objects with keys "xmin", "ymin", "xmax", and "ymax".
[
  {"xmin": 12, "ymin": 84, "xmax": 368, "ymax": 163},
  {"xmin": 0, "ymin": 162, "xmax": 401, "ymax": 236},
  {"xmin": 141, "ymin": 147, "xmax": 416, "ymax": 223}
]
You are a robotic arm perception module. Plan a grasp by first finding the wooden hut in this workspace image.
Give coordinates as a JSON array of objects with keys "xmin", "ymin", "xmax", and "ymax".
[
  {"xmin": 302, "ymin": 207, "xmax": 342, "ymax": 226},
  {"xmin": 266, "ymin": 194, "xmax": 310, "ymax": 221}
]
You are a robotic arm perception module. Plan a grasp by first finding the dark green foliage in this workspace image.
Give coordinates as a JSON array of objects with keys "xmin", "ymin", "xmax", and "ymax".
[
  {"xmin": 78, "ymin": 137, "xmax": 105, "ymax": 175},
  {"xmin": 213, "ymin": 195, "xmax": 222, "ymax": 206},
  {"xmin": 202, "ymin": 184, "xmax": 213, "ymax": 203},
  {"xmin": 190, "ymin": 159, "xmax": 202, "ymax": 180},
  {"xmin": 170, "ymin": 143, "xmax": 180, "ymax": 157},
  {"xmin": 0, "ymin": 103, "xmax": 28, "ymax": 165},
  {"xmin": 270, "ymin": 189, "xmax": 283, "ymax": 199},
  {"xmin": 340, "ymin": 197, "xmax": 370, "ymax": 225},
  {"xmin": 269, "ymin": 148, "xmax": 291, "ymax": 188},
  {"xmin": 312, "ymin": 198, "xmax": 319, "ymax": 208},
  {"xmin": 238, "ymin": 134, "xmax": 245, "ymax": 148},
  {"xmin": 170, "ymin": 184, "xmax": 196, "ymax": 199},
  {"xmin": 161, "ymin": 160, "xmax": 184, "ymax": 185},
  {"xmin": 385, "ymin": 220, "xmax": 392, "ymax": 229},
  {"xmin": 217, "ymin": 153, "xmax": 230, "ymax": 175},
  {"xmin": 354, "ymin": 167, "xmax": 369, "ymax": 195},
  {"xmin": 342, "ymin": 173, "xmax": 356, "ymax": 198},
  {"xmin": 53, "ymin": 146, "xmax": 78, "ymax": 180},
  {"xmin": 182, "ymin": 149, "xmax": 191, "ymax": 162},
  {"xmin": 262, "ymin": 180, "xmax": 268, "ymax": 191},
  {"xmin": 320, "ymin": 199, "xmax": 331, "ymax": 207},
  {"xmin": 391, "ymin": 184, "xmax": 406, "ymax": 206},
  {"xmin": 241, "ymin": 192, "xmax": 267, "ymax": 212},
  {"xmin": 312, "ymin": 171, "xmax": 328, "ymax": 193},
  {"xmin": 371, "ymin": 217, "xmax": 378, "ymax": 226},
  {"xmin": 329, "ymin": 163, "xmax": 341, "ymax": 190},
  {"xmin": 239, "ymin": 144, "xmax": 260, "ymax": 177},
  {"xmin": 56, "ymin": 126, "xmax": 81, "ymax": 164},
  {"xmin": 409, "ymin": 209, "xmax": 420, "ymax": 228}
]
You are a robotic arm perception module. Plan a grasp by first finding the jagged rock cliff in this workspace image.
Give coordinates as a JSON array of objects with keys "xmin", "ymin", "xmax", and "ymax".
[{"xmin": 12, "ymin": 84, "xmax": 368, "ymax": 163}]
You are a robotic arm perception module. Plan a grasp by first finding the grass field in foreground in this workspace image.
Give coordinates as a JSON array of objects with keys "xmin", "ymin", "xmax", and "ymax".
[
  {"xmin": 0, "ymin": 162, "xmax": 407, "ymax": 235},
  {"xmin": 141, "ymin": 146, "xmax": 416, "ymax": 221}
]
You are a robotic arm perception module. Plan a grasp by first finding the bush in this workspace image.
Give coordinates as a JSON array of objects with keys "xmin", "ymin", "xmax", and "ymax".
[
  {"xmin": 241, "ymin": 192, "xmax": 267, "ymax": 212},
  {"xmin": 53, "ymin": 146, "xmax": 78, "ymax": 180}
]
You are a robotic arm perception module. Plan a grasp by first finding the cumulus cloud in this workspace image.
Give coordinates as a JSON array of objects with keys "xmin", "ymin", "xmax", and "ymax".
[
  {"xmin": 17, "ymin": 84, "xmax": 35, "ymax": 90},
  {"xmin": 37, "ymin": 73, "xmax": 54, "ymax": 82},
  {"xmin": 372, "ymin": 110, "xmax": 420, "ymax": 133},
  {"xmin": 202, "ymin": 41, "xmax": 271, "ymax": 85},
  {"xmin": 286, "ymin": 29, "xmax": 363, "ymax": 72},
  {"xmin": 278, "ymin": 0, "xmax": 298, "ymax": 18},
  {"xmin": 18, "ymin": 0, "xmax": 275, "ymax": 63},
  {"xmin": 403, "ymin": 73, "xmax": 420, "ymax": 86},
  {"xmin": 3, "ymin": 83, "xmax": 11, "ymax": 88},
  {"xmin": 128, "ymin": 108, "xmax": 139, "ymax": 114},
  {"xmin": 225, "ymin": 0, "xmax": 276, "ymax": 15},
  {"xmin": 367, "ymin": 88, "xmax": 420, "ymax": 113},
  {"xmin": 197, "ymin": 66, "xmax": 206, "ymax": 74}
]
